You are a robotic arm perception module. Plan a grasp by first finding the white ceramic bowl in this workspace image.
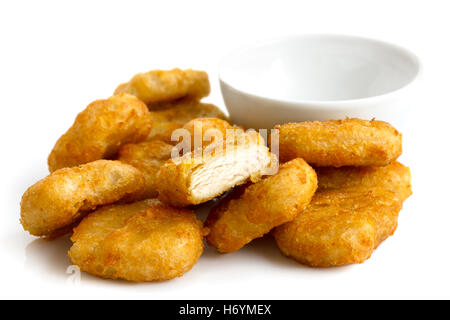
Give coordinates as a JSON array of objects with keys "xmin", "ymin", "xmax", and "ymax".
[{"xmin": 219, "ymin": 34, "xmax": 421, "ymax": 129}]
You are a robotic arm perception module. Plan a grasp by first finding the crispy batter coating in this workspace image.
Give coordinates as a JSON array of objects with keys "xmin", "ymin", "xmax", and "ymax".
[
  {"xmin": 273, "ymin": 189, "xmax": 401, "ymax": 267},
  {"xmin": 118, "ymin": 140, "xmax": 174, "ymax": 199},
  {"xmin": 114, "ymin": 68, "xmax": 210, "ymax": 106},
  {"xmin": 48, "ymin": 94, "xmax": 151, "ymax": 172},
  {"xmin": 20, "ymin": 160, "xmax": 146, "ymax": 238},
  {"xmin": 276, "ymin": 118, "xmax": 402, "ymax": 167},
  {"xmin": 273, "ymin": 161, "xmax": 412, "ymax": 267},
  {"xmin": 182, "ymin": 118, "xmax": 234, "ymax": 148},
  {"xmin": 69, "ymin": 199, "xmax": 207, "ymax": 282},
  {"xmin": 156, "ymin": 131, "xmax": 273, "ymax": 207},
  {"xmin": 206, "ymin": 158, "xmax": 318, "ymax": 253},
  {"xmin": 147, "ymin": 99, "xmax": 228, "ymax": 144},
  {"xmin": 118, "ymin": 139, "xmax": 173, "ymax": 162},
  {"xmin": 316, "ymin": 161, "xmax": 412, "ymax": 201}
]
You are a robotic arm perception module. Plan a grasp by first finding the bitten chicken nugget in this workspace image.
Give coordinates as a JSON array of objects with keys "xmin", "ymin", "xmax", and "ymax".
[
  {"xmin": 114, "ymin": 68, "xmax": 210, "ymax": 106},
  {"xmin": 20, "ymin": 160, "xmax": 146, "ymax": 238},
  {"xmin": 156, "ymin": 131, "xmax": 273, "ymax": 207},
  {"xmin": 48, "ymin": 93, "xmax": 151, "ymax": 172},
  {"xmin": 119, "ymin": 119, "xmax": 236, "ymax": 200},
  {"xmin": 68, "ymin": 199, "xmax": 207, "ymax": 282},
  {"xmin": 147, "ymin": 99, "xmax": 228, "ymax": 144},
  {"xmin": 118, "ymin": 140, "xmax": 174, "ymax": 199},
  {"xmin": 316, "ymin": 161, "xmax": 412, "ymax": 201},
  {"xmin": 276, "ymin": 118, "xmax": 402, "ymax": 167},
  {"xmin": 273, "ymin": 162, "xmax": 412, "ymax": 267},
  {"xmin": 206, "ymin": 158, "xmax": 317, "ymax": 253}
]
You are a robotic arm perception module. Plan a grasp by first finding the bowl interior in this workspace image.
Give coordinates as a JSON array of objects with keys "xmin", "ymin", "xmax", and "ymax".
[{"xmin": 220, "ymin": 35, "xmax": 420, "ymax": 102}]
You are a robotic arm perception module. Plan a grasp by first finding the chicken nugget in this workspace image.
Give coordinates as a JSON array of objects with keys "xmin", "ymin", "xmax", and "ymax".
[
  {"xmin": 156, "ymin": 130, "xmax": 273, "ymax": 207},
  {"xmin": 48, "ymin": 93, "xmax": 151, "ymax": 172},
  {"xmin": 20, "ymin": 160, "xmax": 146, "ymax": 238},
  {"xmin": 147, "ymin": 99, "xmax": 228, "ymax": 144},
  {"xmin": 68, "ymin": 199, "xmax": 207, "ymax": 282},
  {"xmin": 276, "ymin": 118, "xmax": 402, "ymax": 167},
  {"xmin": 273, "ymin": 162, "xmax": 412, "ymax": 267},
  {"xmin": 118, "ymin": 140, "xmax": 174, "ymax": 199},
  {"xmin": 273, "ymin": 188, "xmax": 402, "ymax": 267},
  {"xmin": 316, "ymin": 161, "xmax": 412, "ymax": 201},
  {"xmin": 114, "ymin": 68, "xmax": 210, "ymax": 106},
  {"xmin": 206, "ymin": 158, "xmax": 317, "ymax": 253}
]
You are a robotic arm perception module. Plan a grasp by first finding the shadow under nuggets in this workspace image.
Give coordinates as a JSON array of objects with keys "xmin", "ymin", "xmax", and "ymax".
[
  {"xmin": 224, "ymin": 234, "xmax": 354, "ymax": 274},
  {"xmin": 25, "ymin": 234, "xmax": 74, "ymax": 280}
]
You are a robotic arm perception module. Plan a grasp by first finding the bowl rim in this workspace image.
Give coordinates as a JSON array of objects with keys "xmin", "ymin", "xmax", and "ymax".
[{"xmin": 218, "ymin": 34, "xmax": 422, "ymax": 107}]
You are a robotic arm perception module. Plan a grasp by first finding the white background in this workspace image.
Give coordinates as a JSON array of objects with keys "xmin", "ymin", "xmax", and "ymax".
[{"xmin": 1, "ymin": 0, "xmax": 449, "ymax": 299}]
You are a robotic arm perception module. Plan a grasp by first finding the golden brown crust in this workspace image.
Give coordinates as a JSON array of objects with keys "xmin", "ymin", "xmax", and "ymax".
[
  {"xmin": 155, "ymin": 157, "xmax": 203, "ymax": 207},
  {"xmin": 274, "ymin": 197, "xmax": 376, "ymax": 267},
  {"xmin": 118, "ymin": 140, "xmax": 174, "ymax": 199},
  {"xmin": 48, "ymin": 94, "xmax": 151, "ymax": 172},
  {"xmin": 20, "ymin": 160, "xmax": 146, "ymax": 238},
  {"xmin": 206, "ymin": 158, "xmax": 318, "ymax": 253},
  {"xmin": 316, "ymin": 161, "xmax": 412, "ymax": 201},
  {"xmin": 273, "ymin": 161, "xmax": 412, "ymax": 267},
  {"xmin": 182, "ymin": 118, "xmax": 233, "ymax": 148},
  {"xmin": 114, "ymin": 68, "xmax": 210, "ymax": 106},
  {"xmin": 273, "ymin": 188, "xmax": 401, "ymax": 267},
  {"xmin": 147, "ymin": 99, "xmax": 228, "ymax": 144},
  {"xmin": 118, "ymin": 140, "xmax": 174, "ymax": 162},
  {"xmin": 69, "ymin": 199, "xmax": 206, "ymax": 282},
  {"xmin": 276, "ymin": 118, "xmax": 402, "ymax": 167}
]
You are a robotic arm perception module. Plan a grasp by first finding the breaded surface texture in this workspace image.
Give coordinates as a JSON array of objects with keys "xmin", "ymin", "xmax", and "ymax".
[
  {"xmin": 182, "ymin": 118, "xmax": 233, "ymax": 148},
  {"xmin": 273, "ymin": 189, "xmax": 401, "ymax": 267},
  {"xmin": 273, "ymin": 161, "xmax": 412, "ymax": 267},
  {"xmin": 48, "ymin": 94, "xmax": 151, "ymax": 172},
  {"xmin": 147, "ymin": 99, "xmax": 228, "ymax": 144},
  {"xmin": 316, "ymin": 161, "xmax": 412, "ymax": 201},
  {"xmin": 156, "ymin": 131, "xmax": 273, "ymax": 207},
  {"xmin": 114, "ymin": 68, "xmax": 210, "ymax": 106},
  {"xmin": 69, "ymin": 199, "xmax": 206, "ymax": 282},
  {"xmin": 276, "ymin": 119, "xmax": 402, "ymax": 167},
  {"xmin": 20, "ymin": 160, "xmax": 146, "ymax": 238},
  {"xmin": 118, "ymin": 140, "xmax": 174, "ymax": 199},
  {"xmin": 206, "ymin": 158, "xmax": 318, "ymax": 253}
]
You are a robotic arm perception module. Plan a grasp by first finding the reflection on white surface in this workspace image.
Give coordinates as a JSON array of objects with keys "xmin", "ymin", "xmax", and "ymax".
[
  {"xmin": 25, "ymin": 234, "xmax": 73, "ymax": 280},
  {"xmin": 24, "ymin": 233, "xmax": 144, "ymax": 286},
  {"xmin": 22, "ymin": 208, "xmax": 349, "ymax": 289}
]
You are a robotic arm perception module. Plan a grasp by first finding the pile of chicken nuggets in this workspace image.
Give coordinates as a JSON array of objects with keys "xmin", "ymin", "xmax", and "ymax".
[{"xmin": 20, "ymin": 68, "xmax": 411, "ymax": 282}]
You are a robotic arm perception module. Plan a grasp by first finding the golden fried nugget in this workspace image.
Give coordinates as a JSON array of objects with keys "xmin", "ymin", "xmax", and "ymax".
[
  {"xmin": 118, "ymin": 140, "xmax": 174, "ymax": 199},
  {"xmin": 273, "ymin": 188, "xmax": 402, "ymax": 267},
  {"xmin": 206, "ymin": 158, "xmax": 317, "ymax": 253},
  {"xmin": 114, "ymin": 68, "xmax": 210, "ymax": 106},
  {"xmin": 273, "ymin": 162, "xmax": 412, "ymax": 267},
  {"xmin": 276, "ymin": 118, "xmax": 402, "ymax": 167},
  {"xmin": 147, "ymin": 99, "xmax": 228, "ymax": 144},
  {"xmin": 316, "ymin": 161, "xmax": 412, "ymax": 201},
  {"xmin": 69, "ymin": 199, "xmax": 207, "ymax": 282},
  {"xmin": 48, "ymin": 94, "xmax": 151, "ymax": 172},
  {"xmin": 156, "ymin": 131, "xmax": 273, "ymax": 207},
  {"xmin": 20, "ymin": 160, "xmax": 146, "ymax": 238}
]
